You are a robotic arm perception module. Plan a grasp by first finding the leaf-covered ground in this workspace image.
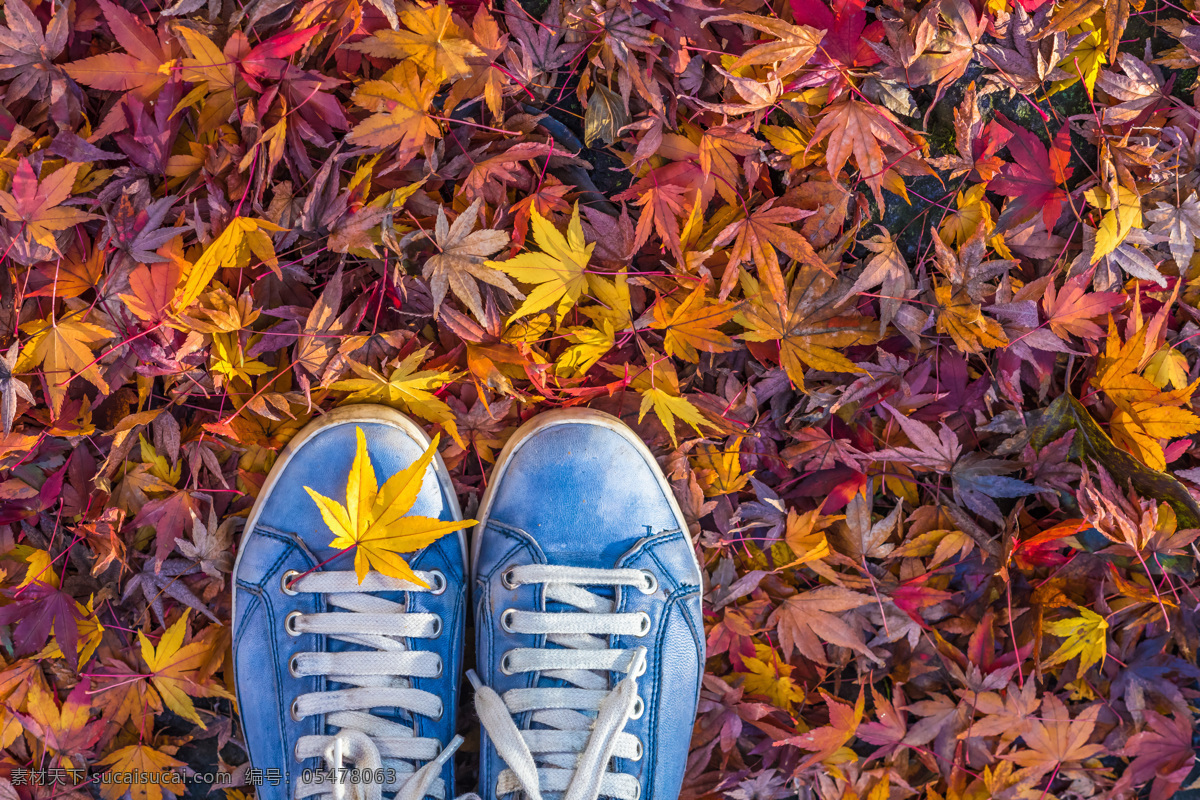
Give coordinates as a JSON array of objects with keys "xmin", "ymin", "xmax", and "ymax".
[{"xmin": 2, "ymin": 0, "xmax": 1200, "ymax": 797}]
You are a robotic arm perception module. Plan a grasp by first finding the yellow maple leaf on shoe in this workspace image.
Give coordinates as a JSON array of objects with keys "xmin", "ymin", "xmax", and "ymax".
[{"xmin": 305, "ymin": 427, "xmax": 475, "ymax": 586}]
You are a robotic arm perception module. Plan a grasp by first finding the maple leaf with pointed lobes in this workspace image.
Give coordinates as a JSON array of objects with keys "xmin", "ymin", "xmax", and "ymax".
[
  {"xmin": 738, "ymin": 269, "xmax": 876, "ymax": 391},
  {"xmin": 0, "ymin": 160, "xmax": 100, "ymax": 254},
  {"xmin": 932, "ymin": 271, "xmax": 1009, "ymax": 355},
  {"xmin": 332, "ymin": 346, "xmax": 463, "ymax": 443},
  {"xmin": 21, "ymin": 679, "xmax": 103, "ymax": 756},
  {"xmin": 622, "ymin": 358, "xmax": 712, "ymax": 448},
  {"xmin": 776, "ymin": 688, "xmax": 866, "ymax": 772},
  {"xmin": 769, "ymin": 586, "xmax": 882, "ymax": 665},
  {"xmin": 1042, "ymin": 271, "xmax": 1125, "ymax": 340},
  {"xmin": 791, "ymin": 0, "xmax": 884, "ymax": 76},
  {"xmin": 809, "ymin": 96, "xmax": 913, "ymax": 209},
  {"xmin": 1005, "ymin": 693, "xmax": 1105, "ymax": 782},
  {"xmin": 713, "ymin": 200, "xmax": 823, "ymax": 302},
  {"xmin": 294, "ymin": 265, "xmax": 355, "ymax": 379},
  {"xmin": 18, "ymin": 313, "xmax": 113, "ymax": 417},
  {"xmin": 490, "ymin": 204, "xmax": 595, "ymax": 324},
  {"xmin": 0, "ymin": 343, "xmax": 33, "ymax": 434},
  {"xmin": 988, "ymin": 117, "xmax": 1074, "ymax": 234},
  {"xmin": 1043, "ymin": 606, "xmax": 1108, "ymax": 674},
  {"xmin": 348, "ymin": 60, "xmax": 441, "ymax": 161},
  {"xmin": 704, "ymin": 13, "xmax": 824, "ymax": 78},
  {"xmin": 624, "ymin": 182, "xmax": 690, "ymax": 264},
  {"xmin": 305, "ymin": 427, "xmax": 475, "ymax": 585},
  {"xmin": 0, "ymin": 0, "xmax": 68, "ymax": 102},
  {"xmin": 1092, "ymin": 320, "xmax": 1200, "ymax": 470},
  {"xmin": 422, "ymin": 198, "xmax": 522, "ymax": 321},
  {"xmin": 739, "ymin": 644, "xmax": 806, "ymax": 712},
  {"xmin": 63, "ymin": 0, "xmax": 171, "ymax": 93},
  {"xmin": 135, "ymin": 490, "xmax": 203, "ymax": 565},
  {"xmin": 849, "ymin": 227, "xmax": 915, "ymax": 337},
  {"xmin": 0, "ymin": 580, "xmax": 84, "ymax": 668},
  {"xmin": 651, "ymin": 283, "xmax": 737, "ymax": 362},
  {"xmin": 1146, "ymin": 192, "xmax": 1200, "ymax": 266},
  {"xmin": 139, "ymin": 611, "xmax": 230, "ymax": 728},
  {"xmin": 97, "ymin": 745, "xmax": 186, "ymax": 800},
  {"xmin": 857, "ymin": 685, "xmax": 910, "ymax": 763},
  {"xmin": 961, "ymin": 679, "xmax": 1040, "ymax": 743},
  {"xmin": 351, "ymin": 1, "xmax": 484, "ymax": 83},
  {"xmin": 177, "ymin": 217, "xmax": 285, "ymax": 311},
  {"xmin": 1113, "ymin": 709, "xmax": 1196, "ymax": 800}
]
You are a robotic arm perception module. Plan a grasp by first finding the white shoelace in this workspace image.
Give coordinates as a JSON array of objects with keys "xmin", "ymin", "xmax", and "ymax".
[
  {"xmin": 470, "ymin": 565, "xmax": 655, "ymax": 800},
  {"xmin": 285, "ymin": 569, "xmax": 462, "ymax": 800}
]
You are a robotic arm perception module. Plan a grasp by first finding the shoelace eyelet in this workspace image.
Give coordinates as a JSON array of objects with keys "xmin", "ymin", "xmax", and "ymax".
[
  {"xmin": 632, "ymin": 738, "xmax": 644, "ymax": 761},
  {"xmin": 281, "ymin": 569, "xmax": 301, "ymax": 596},
  {"xmin": 285, "ymin": 610, "xmax": 303, "ymax": 637},
  {"xmin": 500, "ymin": 608, "xmax": 517, "ymax": 633},
  {"xmin": 501, "ymin": 568, "xmax": 519, "ymax": 590},
  {"xmin": 428, "ymin": 570, "xmax": 447, "ymax": 596},
  {"xmin": 630, "ymin": 696, "xmax": 644, "ymax": 720},
  {"xmin": 432, "ymin": 657, "xmax": 444, "ymax": 679},
  {"xmin": 635, "ymin": 611, "xmax": 651, "ymax": 637},
  {"xmin": 290, "ymin": 699, "xmax": 302, "ymax": 722},
  {"xmin": 430, "ymin": 616, "xmax": 443, "ymax": 639},
  {"xmin": 288, "ymin": 653, "xmax": 301, "ymax": 678},
  {"xmin": 638, "ymin": 571, "xmax": 657, "ymax": 595},
  {"xmin": 499, "ymin": 653, "xmax": 515, "ymax": 675}
]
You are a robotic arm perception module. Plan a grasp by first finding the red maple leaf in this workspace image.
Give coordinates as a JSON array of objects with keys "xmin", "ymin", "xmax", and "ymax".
[
  {"xmin": 988, "ymin": 115, "xmax": 1074, "ymax": 233},
  {"xmin": 0, "ymin": 581, "xmax": 83, "ymax": 668},
  {"xmin": 789, "ymin": 0, "xmax": 884, "ymax": 98}
]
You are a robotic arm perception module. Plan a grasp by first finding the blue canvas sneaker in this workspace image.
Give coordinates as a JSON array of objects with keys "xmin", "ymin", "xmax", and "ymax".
[
  {"xmin": 469, "ymin": 410, "xmax": 705, "ymax": 800},
  {"xmin": 232, "ymin": 407, "xmax": 470, "ymax": 800}
]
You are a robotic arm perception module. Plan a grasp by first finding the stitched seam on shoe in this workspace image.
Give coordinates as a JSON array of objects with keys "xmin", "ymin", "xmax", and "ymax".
[
  {"xmin": 258, "ymin": 587, "xmax": 290, "ymax": 766},
  {"xmin": 478, "ymin": 521, "xmax": 544, "ymax": 580},
  {"xmin": 644, "ymin": 589, "xmax": 691, "ymax": 798},
  {"xmin": 232, "ymin": 589, "xmax": 261, "ymax": 650},
  {"xmin": 236, "ymin": 526, "xmax": 306, "ymax": 590}
]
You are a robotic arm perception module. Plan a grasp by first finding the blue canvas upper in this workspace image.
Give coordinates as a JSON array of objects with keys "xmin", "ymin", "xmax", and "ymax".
[
  {"xmin": 233, "ymin": 413, "xmax": 466, "ymax": 800},
  {"xmin": 472, "ymin": 413, "xmax": 705, "ymax": 800}
]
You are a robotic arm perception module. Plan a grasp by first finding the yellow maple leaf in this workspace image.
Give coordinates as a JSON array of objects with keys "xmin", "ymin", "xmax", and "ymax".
[
  {"xmin": 304, "ymin": 427, "xmax": 475, "ymax": 585},
  {"xmin": 490, "ymin": 204, "xmax": 595, "ymax": 324},
  {"xmin": 934, "ymin": 281, "xmax": 1009, "ymax": 354},
  {"xmin": 1043, "ymin": 606, "xmax": 1108, "ymax": 675},
  {"xmin": 760, "ymin": 123, "xmax": 818, "ymax": 170},
  {"xmin": 739, "ymin": 644, "xmax": 805, "ymax": 711},
  {"xmin": 97, "ymin": 744, "xmax": 186, "ymax": 800},
  {"xmin": 1110, "ymin": 402, "xmax": 1200, "ymax": 470},
  {"xmin": 138, "ymin": 611, "xmax": 225, "ymax": 729},
  {"xmin": 1144, "ymin": 346, "xmax": 1189, "ymax": 390},
  {"xmin": 1091, "ymin": 184, "xmax": 1142, "ymax": 264},
  {"xmin": 1094, "ymin": 321, "xmax": 1160, "ymax": 407},
  {"xmin": 18, "ymin": 314, "xmax": 112, "ymax": 416},
  {"xmin": 348, "ymin": 61, "xmax": 441, "ymax": 157},
  {"xmin": 555, "ymin": 320, "xmax": 615, "ymax": 377},
  {"xmin": 738, "ymin": 269, "xmax": 875, "ymax": 391},
  {"xmin": 781, "ymin": 508, "xmax": 834, "ymax": 567},
  {"xmin": 651, "ymin": 282, "xmax": 737, "ymax": 362},
  {"xmin": 176, "ymin": 217, "xmax": 285, "ymax": 312},
  {"xmin": 353, "ymin": 1, "xmax": 484, "ymax": 83},
  {"xmin": 1048, "ymin": 18, "xmax": 1107, "ymax": 99},
  {"xmin": 1094, "ymin": 320, "xmax": 1200, "ymax": 469},
  {"xmin": 331, "ymin": 345, "xmax": 463, "ymax": 445},
  {"xmin": 691, "ymin": 437, "xmax": 754, "ymax": 497}
]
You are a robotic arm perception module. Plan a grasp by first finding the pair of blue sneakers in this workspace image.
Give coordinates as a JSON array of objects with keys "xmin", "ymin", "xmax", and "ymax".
[{"xmin": 232, "ymin": 407, "xmax": 705, "ymax": 800}]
